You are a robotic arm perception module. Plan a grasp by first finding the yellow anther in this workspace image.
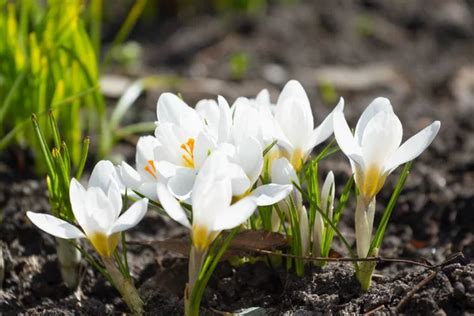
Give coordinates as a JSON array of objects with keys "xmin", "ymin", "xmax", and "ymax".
[
  {"xmin": 144, "ymin": 160, "xmax": 158, "ymax": 178},
  {"xmin": 181, "ymin": 138, "xmax": 195, "ymax": 168}
]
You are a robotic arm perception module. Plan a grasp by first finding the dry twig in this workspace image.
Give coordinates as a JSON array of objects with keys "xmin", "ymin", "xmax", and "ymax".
[{"xmin": 395, "ymin": 271, "xmax": 438, "ymax": 312}]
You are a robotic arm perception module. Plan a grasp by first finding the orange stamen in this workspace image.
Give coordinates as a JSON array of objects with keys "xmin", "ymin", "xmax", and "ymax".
[
  {"xmin": 144, "ymin": 160, "xmax": 158, "ymax": 178},
  {"xmin": 180, "ymin": 138, "xmax": 195, "ymax": 168}
]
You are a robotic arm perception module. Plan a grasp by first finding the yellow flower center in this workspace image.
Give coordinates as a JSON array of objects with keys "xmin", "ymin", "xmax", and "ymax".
[
  {"xmin": 181, "ymin": 138, "xmax": 195, "ymax": 168},
  {"xmin": 290, "ymin": 148, "xmax": 304, "ymax": 171},
  {"xmin": 357, "ymin": 164, "xmax": 387, "ymax": 202},
  {"xmin": 144, "ymin": 160, "xmax": 158, "ymax": 178},
  {"xmin": 89, "ymin": 232, "xmax": 120, "ymax": 258},
  {"xmin": 192, "ymin": 224, "xmax": 217, "ymax": 251}
]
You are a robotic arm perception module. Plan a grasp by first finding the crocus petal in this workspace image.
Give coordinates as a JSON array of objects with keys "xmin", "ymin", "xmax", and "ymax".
[
  {"xmin": 355, "ymin": 97, "xmax": 393, "ymax": 145},
  {"xmin": 136, "ymin": 136, "xmax": 160, "ymax": 168},
  {"xmin": 255, "ymin": 88, "xmax": 271, "ymax": 106},
  {"xmin": 232, "ymin": 98, "xmax": 261, "ymax": 145},
  {"xmin": 27, "ymin": 211, "xmax": 85, "ymax": 239},
  {"xmin": 88, "ymin": 160, "xmax": 122, "ymax": 192},
  {"xmin": 84, "ymin": 186, "xmax": 117, "ymax": 233},
  {"xmin": 213, "ymin": 197, "xmax": 257, "ymax": 231},
  {"xmin": 118, "ymin": 162, "xmax": 142, "ymax": 190},
  {"xmin": 167, "ymin": 168, "xmax": 196, "ymax": 201},
  {"xmin": 384, "ymin": 121, "xmax": 441, "ymax": 173},
  {"xmin": 275, "ymin": 97, "xmax": 312, "ymax": 150},
  {"xmin": 228, "ymin": 162, "xmax": 252, "ymax": 196},
  {"xmin": 157, "ymin": 93, "xmax": 203, "ymax": 135},
  {"xmin": 192, "ymin": 153, "xmax": 234, "ymax": 231},
  {"xmin": 250, "ymin": 183, "xmax": 293, "ymax": 206},
  {"xmin": 109, "ymin": 198, "xmax": 148, "ymax": 234},
  {"xmin": 333, "ymin": 111, "xmax": 364, "ymax": 165},
  {"xmin": 360, "ymin": 109, "xmax": 402, "ymax": 169},
  {"xmin": 271, "ymin": 157, "xmax": 299, "ymax": 186},
  {"xmin": 154, "ymin": 123, "xmax": 184, "ymax": 166},
  {"xmin": 69, "ymin": 178, "xmax": 89, "ymax": 232},
  {"xmin": 234, "ymin": 137, "xmax": 263, "ymax": 187},
  {"xmin": 196, "ymin": 99, "xmax": 219, "ymax": 133},
  {"xmin": 156, "ymin": 183, "xmax": 191, "ymax": 228},
  {"xmin": 155, "ymin": 161, "xmax": 179, "ymax": 179},
  {"xmin": 193, "ymin": 132, "xmax": 216, "ymax": 169},
  {"xmin": 304, "ymin": 97, "xmax": 345, "ymax": 154},
  {"xmin": 107, "ymin": 183, "xmax": 123, "ymax": 221},
  {"xmin": 277, "ymin": 80, "xmax": 310, "ymax": 108},
  {"xmin": 136, "ymin": 182, "xmax": 159, "ymax": 201},
  {"xmin": 217, "ymin": 96, "xmax": 232, "ymax": 143}
]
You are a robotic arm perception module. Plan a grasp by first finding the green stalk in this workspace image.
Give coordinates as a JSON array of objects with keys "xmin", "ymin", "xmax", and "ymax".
[
  {"xmin": 188, "ymin": 228, "xmax": 239, "ymax": 316},
  {"xmin": 356, "ymin": 163, "xmax": 412, "ymax": 291},
  {"xmin": 354, "ymin": 195, "xmax": 376, "ymax": 291},
  {"xmin": 102, "ymin": 256, "xmax": 144, "ymax": 315}
]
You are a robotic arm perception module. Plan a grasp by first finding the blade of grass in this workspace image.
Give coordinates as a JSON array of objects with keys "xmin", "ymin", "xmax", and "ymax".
[
  {"xmin": 31, "ymin": 114, "xmax": 55, "ymax": 178},
  {"xmin": 75, "ymin": 136, "xmax": 89, "ymax": 180}
]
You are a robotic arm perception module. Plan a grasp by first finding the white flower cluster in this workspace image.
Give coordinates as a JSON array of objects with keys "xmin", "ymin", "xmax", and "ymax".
[{"xmin": 27, "ymin": 79, "xmax": 440, "ymax": 286}]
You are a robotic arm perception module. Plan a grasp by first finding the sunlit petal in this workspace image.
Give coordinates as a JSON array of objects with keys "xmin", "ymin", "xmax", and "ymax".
[
  {"xmin": 193, "ymin": 132, "xmax": 216, "ymax": 169},
  {"xmin": 250, "ymin": 183, "xmax": 292, "ymax": 206},
  {"xmin": 271, "ymin": 157, "xmax": 299, "ymax": 186},
  {"xmin": 277, "ymin": 80, "xmax": 310, "ymax": 108},
  {"xmin": 156, "ymin": 183, "xmax": 191, "ymax": 228},
  {"xmin": 167, "ymin": 168, "xmax": 196, "ymax": 201},
  {"xmin": 157, "ymin": 93, "xmax": 203, "ymax": 135},
  {"xmin": 27, "ymin": 211, "xmax": 85, "ymax": 239},
  {"xmin": 88, "ymin": 160, "xmax": 122, "ymax": 192},
  {"xmin": 212, "ymin": 196, "xmax": 257, "ymax": 231},
  {"xmin": 384, "ymin": 121, "xmax": 441, "ymax": 173},
  {"xmin": 234, "ymin": 137, "xmax": 263, "ymax": 187},
  {"xmin": 109, "ymin": 198, "xmax": 148, "ymax": 234},
  {"xmin": 354, "ymin": 97, "xmax": 393, "ymax": 145},
  {"xmin": 69, "ymin": 178, "xmax": 89, "ymax": 232},
  {"xmin": 361, "ymin": 109, "xmax": 402, "ymax": 169}
]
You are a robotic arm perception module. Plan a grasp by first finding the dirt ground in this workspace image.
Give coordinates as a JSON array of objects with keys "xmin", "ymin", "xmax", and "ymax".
[{"xmin": 1, "ymin": 0, "xmax": 474, "ymax": 314}]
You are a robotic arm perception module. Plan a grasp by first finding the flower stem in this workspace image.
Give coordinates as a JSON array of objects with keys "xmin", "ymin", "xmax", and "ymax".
[
  {"xmin": 56, "ymin": 238, "xmax": 81, "ymax": 288},
  {"xmin": 354, "ymin": 195, "xmax": 376, "ymax": 291},
  {"xmin": 101, "ymin": 256, "xmax": 144, "ymax": 315},
  {"xmin": 185, "ymin": 246, "xmax": 207, "ymax": 316}
]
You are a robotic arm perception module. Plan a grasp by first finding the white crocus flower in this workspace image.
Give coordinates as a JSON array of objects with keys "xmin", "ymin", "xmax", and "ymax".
[
  {"xmin": 156, "ymin": 152, "xmax": 260, "ymax": 251},
  {"xmin": 333, "ymin": 97, "xmax": 440, "ymax": 264},
  {"xmin": 313, "ymin": 171, "xmax": 335, "ymax": 257},
  {"xmin": 118, "ymin": 136, "xmax": 175, "ymax": 200},
  {"xmin": 27, "ymin": 161, "xmax": 148, "ymax": 258},
  {"xmin": 274, "ymin": 80, "xmax": 344, "ymax": 171},
  {"xmin": 333, "ymin": 97, "xmax": 441, "ymax": 207},
  {"xmin": 154, "ymin": 93, "xmax": 217, "ymax": 200}
]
